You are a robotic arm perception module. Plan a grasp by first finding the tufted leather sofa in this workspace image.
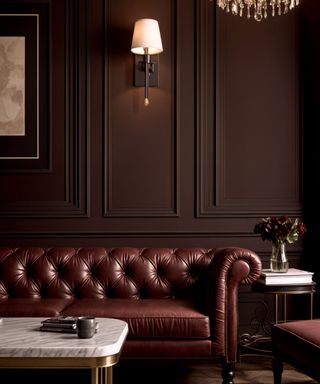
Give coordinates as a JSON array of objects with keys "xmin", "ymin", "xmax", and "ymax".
[{"xmin": 0, "ymin": 246, "xmax": 261, "ymax": 384}]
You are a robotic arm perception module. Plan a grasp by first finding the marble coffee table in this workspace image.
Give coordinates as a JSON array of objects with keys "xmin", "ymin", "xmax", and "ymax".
[{"xmin": 0, "ymin": 317, "xmax": 128, "ymax": 384}]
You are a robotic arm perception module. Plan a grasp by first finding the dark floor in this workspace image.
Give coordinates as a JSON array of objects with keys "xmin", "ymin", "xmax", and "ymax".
[
  {"xmin": 0, "ymin": 357, "xmax": 317, "ymax": 384},
  {"xmin": 114, "ymin": 357, "xmax": 318, "ymax": 384}
]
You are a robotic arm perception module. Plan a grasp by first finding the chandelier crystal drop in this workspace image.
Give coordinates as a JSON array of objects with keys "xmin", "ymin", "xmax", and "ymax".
[{"xmin": 216, "ymin": 0, "xmax": 300, "ymax": 22}]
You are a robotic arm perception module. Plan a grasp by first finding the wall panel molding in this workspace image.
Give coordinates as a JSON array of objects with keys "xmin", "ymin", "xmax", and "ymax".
[
  {"xmin": 196, "ymin": 0, "xmax": 302, "ymax": 218},
  {"xmin": 0, "ymin": 230, "xmax": 258, "ymax": 239},
  {"xmin": 103, "ymin": 0, "xmax": 179, "ymax": 218},
  {"xmin": 0, "ymin": 0, "xmax": 90, "ymax": 218}
]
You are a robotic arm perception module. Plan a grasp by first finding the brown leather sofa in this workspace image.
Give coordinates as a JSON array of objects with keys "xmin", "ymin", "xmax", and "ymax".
[{"xmin": 0, "ymin": 246, "xmax": 261, "ymax": 384}]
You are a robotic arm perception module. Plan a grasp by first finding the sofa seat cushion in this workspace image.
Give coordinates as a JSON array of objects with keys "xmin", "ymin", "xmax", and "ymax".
[
  {"xmin": 272, "ymin": 319, "xmax": 320, "ymax": 374},
  {"xmin": 62, "ymin": 299, "xmax": 211, "ymax": 339},
  {"xmin": 0, "ymin": 298, "xmax": 74, "ymax": 317}
]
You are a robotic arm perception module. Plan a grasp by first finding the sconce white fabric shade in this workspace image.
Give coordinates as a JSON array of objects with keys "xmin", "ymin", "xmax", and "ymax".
[{"xmin": 131, "ymin": 19, "xmax": 163, "ymax": 55}]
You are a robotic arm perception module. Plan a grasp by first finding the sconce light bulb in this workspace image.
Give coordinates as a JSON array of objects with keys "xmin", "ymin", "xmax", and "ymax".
[{"xmin": 144, "ymin": 98, "xmax": 149, "ymax": 107}]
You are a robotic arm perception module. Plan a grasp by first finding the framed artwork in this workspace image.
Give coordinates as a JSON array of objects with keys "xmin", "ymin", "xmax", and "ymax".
[
  {"xmin": 0, "ymin": 5, "xmax": 49, "ymax": 171},
  {"xmin": 0, "ymin": 36, "xmax": 26, "ymax": 137}
]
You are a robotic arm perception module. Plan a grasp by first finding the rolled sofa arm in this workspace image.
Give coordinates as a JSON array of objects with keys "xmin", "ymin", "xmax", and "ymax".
[{"xmin": 204, "ymin": 247, "xmax": 262, "ymax": 363}]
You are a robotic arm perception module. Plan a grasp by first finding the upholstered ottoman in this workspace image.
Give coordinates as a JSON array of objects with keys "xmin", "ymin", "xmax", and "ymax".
[{"xmin": 272, "ymin": 319, "xmax": 320, "ymax": 384}]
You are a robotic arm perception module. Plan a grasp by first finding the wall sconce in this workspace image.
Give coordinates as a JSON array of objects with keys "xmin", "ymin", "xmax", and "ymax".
[{"xmin": 131, "ymin": 18, "xmax": 163, "ymax": 107}]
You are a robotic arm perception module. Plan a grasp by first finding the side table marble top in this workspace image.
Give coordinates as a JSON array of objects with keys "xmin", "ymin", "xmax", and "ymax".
[{"xmin": 0, "ymin": 317, "xmax": 128, "ymax": 358}]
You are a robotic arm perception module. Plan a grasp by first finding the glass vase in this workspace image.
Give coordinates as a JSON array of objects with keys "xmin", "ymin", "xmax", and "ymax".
[{"xmin": 270, "ymin": 242, "xmax": 288, "ymax": 273}]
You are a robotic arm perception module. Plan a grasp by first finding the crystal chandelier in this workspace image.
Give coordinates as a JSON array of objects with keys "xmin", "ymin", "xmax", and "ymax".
[{"xmin": 216, "ymin": 0, "xmax": 300, "ymax": 22}]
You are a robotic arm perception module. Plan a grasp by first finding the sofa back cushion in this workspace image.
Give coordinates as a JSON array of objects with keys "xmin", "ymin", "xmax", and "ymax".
[{"xmin": 0, "ymin": 247, "xmax": 218, "ymax": 300}]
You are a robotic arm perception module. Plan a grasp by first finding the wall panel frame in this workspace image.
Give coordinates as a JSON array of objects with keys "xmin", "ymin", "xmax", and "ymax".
[
  {"xmin": 196, "ymin": 0, "xmax": 302, "ymax": 218},
  {"xmin": 0, "ymin": 0, "xmax": 90, "ymax": 217},
  {"xmin": 103, "ymin": 0, "xmax": 179, "ymax": 218}
]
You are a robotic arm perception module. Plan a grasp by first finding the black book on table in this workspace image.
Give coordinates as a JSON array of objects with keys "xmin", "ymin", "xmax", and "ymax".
[
  {"xmin": 40, "ymin": 325, "xmax": 76, "ymax": 333},
  {"xmin": 40, "ymin": 316, "xmax": 77, "ymax": 331},
  {"xmin": 41, "ymin": 322, "xmax": 76, "ymax": 329},
  {"xmin": 41, "ymin": 316, "xmax": 78, "ymax": 325}
]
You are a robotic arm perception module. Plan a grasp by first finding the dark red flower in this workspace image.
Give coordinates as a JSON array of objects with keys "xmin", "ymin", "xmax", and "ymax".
[{"xmin": 254, "ymin": 216, "xmax": 306, "ymax": 244}]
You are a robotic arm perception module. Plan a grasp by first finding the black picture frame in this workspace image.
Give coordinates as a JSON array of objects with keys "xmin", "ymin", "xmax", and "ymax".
[{"xmin": 0, "ymin": 3, "xmax": 49, "ymax": 171}]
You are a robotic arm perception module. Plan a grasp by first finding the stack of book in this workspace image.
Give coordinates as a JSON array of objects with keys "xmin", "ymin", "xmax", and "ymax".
[
  {"xmin": 257, "ymin": 268, "xmax": 314, "ymax": 285},
  {"xmin": 40, "ymin": 316, "xmax": 77, "ymax": 333}
]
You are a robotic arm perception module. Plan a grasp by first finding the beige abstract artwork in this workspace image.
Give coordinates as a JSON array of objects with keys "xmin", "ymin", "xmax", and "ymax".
[{"xmin": 0, "ymin": 36, "xmax": 25, "ymax": 136}]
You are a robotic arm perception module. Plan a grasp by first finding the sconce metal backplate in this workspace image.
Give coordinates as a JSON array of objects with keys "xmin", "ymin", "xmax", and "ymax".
[{"xmin": 134, "ymin": 55, "xmax": 159, "ymax": 87}]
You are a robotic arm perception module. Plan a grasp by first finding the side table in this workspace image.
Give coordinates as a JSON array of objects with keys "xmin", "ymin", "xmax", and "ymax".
[
  {"xmin": 0, "ymin": 317, "xmax": 128, "ymax": 384},
  {"xmin": 240, "ymin": 281, "xmax": 316, "ymax": 356}
]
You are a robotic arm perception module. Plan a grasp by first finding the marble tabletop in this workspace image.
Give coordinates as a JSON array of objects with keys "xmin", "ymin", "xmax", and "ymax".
[{"xmin": 0, "ymin": 317, "xmax": 128, "ymax": 358}]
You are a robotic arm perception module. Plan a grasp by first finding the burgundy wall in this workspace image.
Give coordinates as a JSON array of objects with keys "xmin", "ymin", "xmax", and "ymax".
[{"xmin": 0, "ymin": 0, "xmax": 317, "ymax": 321}]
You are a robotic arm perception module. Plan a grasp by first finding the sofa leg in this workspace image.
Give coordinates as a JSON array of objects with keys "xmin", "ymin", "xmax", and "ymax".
[
  {"xmin": 221, "ymin": 361, "xmax": 235, "ymax": 384},
  {"xmin": 272, "ymin": 357, "xmax": 283, "ymax": 384}
]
